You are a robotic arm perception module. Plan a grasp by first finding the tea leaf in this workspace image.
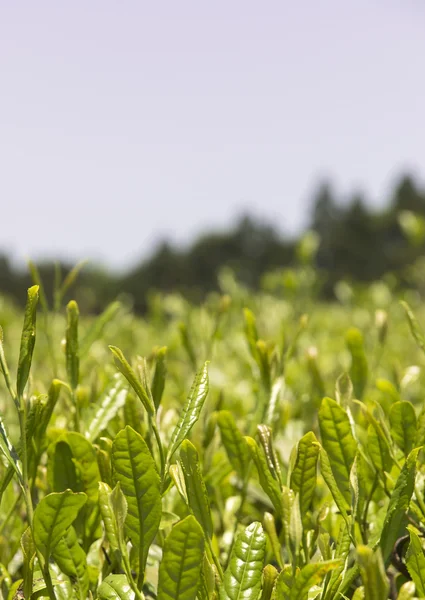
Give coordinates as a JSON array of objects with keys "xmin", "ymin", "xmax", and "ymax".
[
  {"xmin": 260, "ymin": 564, "xmax": 278, "ymax": 600},
  {"xmin": 357, "ymin": 546, "xmax": 389, "ymax": 600},
  {"xmin": 217, "ymin": 410, "xmax": 250, "ymax": 476},
  {"xmin": 290, "ymin": 431, "xmax": 319, "ymax": 525},
  {"xmin": 318, "ymin": 445, "xmax": 351, "ymax": 523},
  {"xmin": 112, "ymin": 426, "xmax": 161, "ymax": 577},
  {"xmin": 319, "ymin": 397, "xmax": 356, "ymax": 506},
  {"xmin": 85, "ymin": 377, "xmax": 127, "ymax": 442},
  {"xmin": 52, "ymin": 526, "xmax": 89, "ymax": 600},
  {"xmin": 389, "ymin": 401, "xmax": 417, "ymax": 456},
  {"xmin": 401, "ymin": 301, "xmax": 425, "ymax": 355},
  {"xmin": 80, "ymin": 300, "xmax": 122, "ymax": 356},
  {"xmin": 157, "ymin": 515, "xmax": 204, "ymax": 600},
  {"xmin": 289, "ymin": 559, "xmax": 342, "ymax": 600},
  {"xmin": 33, "ymin": 490, "xmax": 87, "ymax": 560},
  {"xmin": 109, "ymin": 345, "xmax": 155, "ymax": 416},
  {"xmin": 179, "ymin": 439, "xmax": 213, "ymax": 540},
  {"xmin": 97, "ymin": 574, "xmax": 135, "ymax": 600},
  {"xmin": 220, "ymin": 521, "xmax": 266, "ymax": 600},
  {"xmin": 405, "ymin": 526, "xmax": 425, "ymax": 597},
  {"xmin": 380, "ymin": 447, "xmax": 420, "ymax": 561},
  {"xmin": 98, "ymin": 482, "xmax": 128, "ymax": 554},
  {"xmin": 17, "ymin": 285, "xmax": 39, "ymax": 398},
  {"xmin": 167, "ymin": 362, "xmax": 209, "ymax": 463},
  {"xmin": 66, "ymin": 300, "xmax": 80, "ymax": 390},
  {"xmin": 245, "ymin": 436, "xmax": 283, "ymax": 518},
  {"xmin": 345, "ymin": 328, "xmax": 368, "ymax": 399},
  {"xmin": 152, "ymin": 346, "xmax": 167, "ymax": 410}
]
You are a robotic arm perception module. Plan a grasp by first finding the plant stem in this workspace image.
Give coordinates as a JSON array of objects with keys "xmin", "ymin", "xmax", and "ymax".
[
  {"xmin": 122, "ymin": 552, "xmax": 145, "ymax": 600},
  {"xmin": 152, "ymin": 420, "xmax": 165, "ymax": 481},
  {"xmin": 361, "ymin": 474, "xmax": 378, "ymax": 544},
  {"xmin": 206, "ymin": 537, "xmax": 224, "ymax": 581},
  {"xmin": 19, "ymin": 397, "xmax": 57, "ymax": 600},
  {"xmin": 42, "ymin": 565, "xmax": 58, "ymax": 600},
  {"xmin": 73, "ymin": 389, "xmax": 80, "ymax": 433}
]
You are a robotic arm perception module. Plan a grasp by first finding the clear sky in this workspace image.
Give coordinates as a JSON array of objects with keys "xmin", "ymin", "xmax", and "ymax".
[{"xmin": 1, "ymin": 1, "xmax": 424, "ymax": 270}]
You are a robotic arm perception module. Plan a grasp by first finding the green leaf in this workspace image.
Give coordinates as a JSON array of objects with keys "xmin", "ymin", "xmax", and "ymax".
[
  {"xmin": 256, "ymin": 340, "xmax": 271, "ymax": 392},
  {"xmin": 179, "ymin": 322, "xmax": 198, "ymax": 371},
  {"xmin": 0, "ymin": 414, "xmax": 23, "ymax": 483},
  {"xmin": 157, "ymin": 515, "xmax": 205, "ymax": 600},
  {"xmin": 352, "ymin": 587, "xmax": 365, "ymax": 600},
  {"xmin": 220, "ymin": 521, "xmax": 266, "ymax": 600},
  {"xmin": 58, "ymin": 260, "xmax": 88, "ymax": 307},
  {"xmin": 169, "ymin": 462, "xmax": 188, "ymax": 504},
  {"xmin": 401, "ymin": 301, "xmax": 425, "ymax": 355},
  {"xmin": 263, "ymin": 512, "xmax": 283, "ymax": 570},
  {"xmin": 288, "ymin": 560, "xmax": 342, "ymax": 600},
  {"xmin": 245, "ymin": 436, "xmax": 283, "ymax": 518},
  {"xmin": 318, "ymin": 445, "xmax": 351, "ymax": 524},
  {"xmin": 335, "ymin": 372, "xmax": 353, "ymax": 406},
  {"xmin": 152, "ymin": 346, "xmax": 167, "ymax": 410},
  {"xmin": 97, "ymin": 574, "xmax": 135, "ymax": 600},
  {"xmin": 49, "ymin": 433, "xmax": 101, "ymax": 545},
  {"xmin": 319, "ymin": 397, "xmax": 356, "ymax": 506},
  {"xmin": 50, "ymin": 440, "xmax": 79, "ymax": 492},
  {"xmin": 289, "ymin": 492, "xmax": 302, "ymax": 557},
  {"xmin": 109, "ymin": 345, "xmax": 155, "ymax": 416},
  {"xmin": 85, "ymin": 376, "xmax": 127, "ymax": 442},
  {"xmin": 52, "ymin": 526, "xmax": 89, "ymax": 600},
  {"xmin": 260, "ymin": 564, "xmax": 278, "ymax": 600},
  {"xmin": 367, "ymin": 424, "xmax": 392, "ymax": 474},
  {"xmin": 27, "ymin": 259, "xmax": 49, "ymax": 312},
  {"xmin": 217, "ymin": 411, "xmax": 250, "ymax": 477},
  {"xmin": 98, "ymin": 482, "xmax": 128, "ymax": 554},
  {"xmin": 65, "ymin": 300, "xmax": 80, "ymax": 390},
  {"xmin": 405, "ymin": 526, "xmax": 425, "ymax": 597},
  {"xmin": 274, "ymin": 567, "xmax": 294, "ymax": 600},
  {"xmin": 389, "ymin": 401, "xmax": 417, "ymax": 456},
  {"xmin": 166, "ymin": 362, "xmax": 209, "ymax": 463},
  {"xmin": 257, "ymin": 425, "xmax": 282, "ymax": 486},
  {"xmin": 21, "ymin": 526, "xmax": 35, "ymax": 600},
  {"xmin": 322, "ymin": 522, "xmax": 351, "ymax": 600},
  {"xmin": 290, "ymin": 431, "xmax": 319, "ymax": 526},
  {"xmin": 345, "ymin": 328, "xmax": 368, "ymax": 399},
  {"xmin": 397, "ymin": 581, "xmax": 416, "ymax": 600},
  {"xmin": 112, "ymin": 426, "xmax": 161, "ymax": 577},
  {"xmin": 79, "ymin": 300, "xmax": 122, "ymax": 356},
  {"xmin": 380, "ymin": 447, "xmax": 420, "ymax": 561},
  {"xmin": 17, "ymin": 285, "xmax": 39, "ymax": 398},
  {"xmin": 415, "ymin": 407, "xmax": 425, "ymax": 446},
  {"xmin": 357, "ymin": 546, "xmax": 389, "ymax": 600},
  {"xmin": 243, "ymin": 308, "xmax": 259, "ymax": 362},
  {"xmin": 179, "ymin": 439, "xmax": 213, "ymax": 539},
  {"xmin": 64, "ymin": 432, "xmax": 101, "ymax": 508},
  {"xmin": 33, "ymin": 490, "xmax": 87, "ymax": 560},
  {"xmin": 197, "ymin": 555, "xmax": 216, "ymax": 600},
  {"xmin": 33, "ymin": 379, "xmax": 63, "ymax": 449}
]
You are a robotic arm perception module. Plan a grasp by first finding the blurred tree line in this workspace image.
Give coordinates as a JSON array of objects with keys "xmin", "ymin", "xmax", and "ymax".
[{"xmin": 2, "ymin": 173, "xmax": 425, "ymax": 313}]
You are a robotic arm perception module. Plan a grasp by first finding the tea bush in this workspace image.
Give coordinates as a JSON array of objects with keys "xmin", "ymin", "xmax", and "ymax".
[{"xmin": 1, "ymin": 268, "xmax": 425, "ymax": 599}]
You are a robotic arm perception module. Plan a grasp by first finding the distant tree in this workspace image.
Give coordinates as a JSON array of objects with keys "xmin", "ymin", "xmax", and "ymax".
[{"xmin": 1, "ymin": 172, "xmax": 425, "ymax": 312}]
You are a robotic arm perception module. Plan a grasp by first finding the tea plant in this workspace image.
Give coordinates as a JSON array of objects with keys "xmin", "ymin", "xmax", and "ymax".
[{"xmin": 1, "ymin": 271, "xmax": 425, "ymax": 599}]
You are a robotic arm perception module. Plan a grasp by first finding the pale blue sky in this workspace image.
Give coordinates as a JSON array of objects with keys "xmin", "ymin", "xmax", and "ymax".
[{"xmin": 1, "ymin": 1, "xmax": 424, "ymax": 269}]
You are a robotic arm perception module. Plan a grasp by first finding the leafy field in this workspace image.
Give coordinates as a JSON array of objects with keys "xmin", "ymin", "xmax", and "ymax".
[{"xmin": 1, "ymin": 267, "xmax": 425, "ymax": 599}]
